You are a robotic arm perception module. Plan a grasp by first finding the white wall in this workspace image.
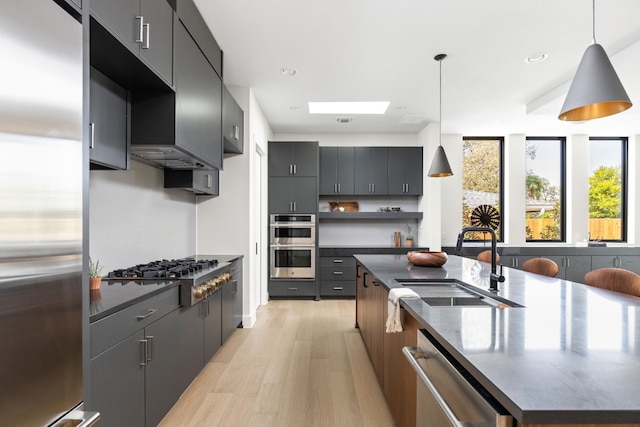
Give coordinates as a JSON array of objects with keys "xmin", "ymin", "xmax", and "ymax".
[{"xmin": 89, "ymin": 160, "xmax": 197, "ymax": 273}]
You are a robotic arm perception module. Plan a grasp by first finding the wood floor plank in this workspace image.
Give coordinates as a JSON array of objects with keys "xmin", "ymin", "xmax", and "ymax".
[{"xmin": 159, "ymin": 300, "xmax": 395, "ymax": 427}]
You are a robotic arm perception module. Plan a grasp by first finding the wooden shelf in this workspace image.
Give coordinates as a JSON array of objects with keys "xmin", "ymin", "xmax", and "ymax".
[{"xmin": 318, "ymin": 212, "xmax": 423, "ymax": 220}]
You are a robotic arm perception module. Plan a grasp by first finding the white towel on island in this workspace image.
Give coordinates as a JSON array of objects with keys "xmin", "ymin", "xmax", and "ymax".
[{"xmin": 385, "ymin": 288, "xmax": 420, "ymax": 333}]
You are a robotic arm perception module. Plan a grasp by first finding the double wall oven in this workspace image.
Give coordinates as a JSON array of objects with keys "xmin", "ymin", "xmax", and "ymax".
[{"xmin": 269, "ymin": 214, "xmax": 316, "ymax": 279}]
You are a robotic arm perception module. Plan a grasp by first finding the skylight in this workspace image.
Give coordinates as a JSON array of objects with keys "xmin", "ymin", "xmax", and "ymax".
[{"xmin": 308, "ymin": 101, "xmax": 390, "ymax": 114}]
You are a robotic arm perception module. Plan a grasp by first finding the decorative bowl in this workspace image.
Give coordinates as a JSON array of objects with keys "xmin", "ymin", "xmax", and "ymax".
[{"xmin": 407, "ymin": 250, "xmax": 448, "ymax": 267}]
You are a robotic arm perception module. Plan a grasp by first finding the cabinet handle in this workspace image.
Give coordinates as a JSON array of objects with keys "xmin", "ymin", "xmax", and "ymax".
[
  {"xmin": 363, "ymin": 272, "xmax": 368, "ymax": 287},
  {"xmin": 333, "ymin": 259, "xmax": 343, "ymax": 263},
  {"xmin": 566, "ymin": 258, "xmax": 570, "ymax": 268},
  {"xmin": 146, "ymin": 335, "xmax": 154, "ymax": 363},
  {"xmin": 292, "ymin": 202, "xmax": 296, "ymax": 212},
  {"xmin": 373, "ymin": 280, "xmax": 380, "ymax": 287},
  {"xmin": 142, "ymin": 23, "xmax": 150, "ymax": 49},
  {"xmin": 140, "ymin": 339, "xmax": 148, "ymax": 366},
  {"xmin": 206, "ymin": 299, "xmax": 210, "ymax": 317},
  {"xmin": 333, "ymin": 271, "xmax": 343, "ymax": 275},
  {"xmin": 89, "ymin": 122, "xmax": 95, "ymax": 149},
  {"xmin": 287, "ymin": 287, "xmax": 298, "ymax": 291},
  {"xmin": 136, "ymin": 308, "xmax": 157, "ymax": 320},
  {"xmin": 334, "ymin": 183, "xmax": 337, "ymax": 193},
  {"xmin": 293, "ymin": 164, "xmax": 297, "ymax": 175},
  {"xmin": 232, "ymin": 125, "xmax": 240, "ymax": 141},
  {"xmin": 337, "ymin": 183, "xmax": 341, "ymax": 193},
  {"xmin": 372, "ymin": 183, "xmax": 375, "ymax": 193},
  {"xmin": 205, "ymin": 174, "xmax": 212, "ymax": 188},
  {"xmin": 333, "ymin": 287, "xmax": 344, "ymax": 291},
  {"xmin": 135, "ymin": 16, "xmax": 144, "ymax": 43}
]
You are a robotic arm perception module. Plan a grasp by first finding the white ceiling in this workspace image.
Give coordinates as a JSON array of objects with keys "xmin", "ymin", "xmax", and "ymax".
[{"xmin": 194, "ymin": 0, "xmax": 640, "ymax": 137}]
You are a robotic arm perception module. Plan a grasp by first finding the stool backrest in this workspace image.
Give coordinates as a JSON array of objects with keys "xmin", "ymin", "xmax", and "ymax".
[
  {"xmin": 584, "ymin": 268, "xmax": 640, "ymax": 297},
  {"xmin": 522, "ymin": 258, "xmax": 559, "ymax": 278}
]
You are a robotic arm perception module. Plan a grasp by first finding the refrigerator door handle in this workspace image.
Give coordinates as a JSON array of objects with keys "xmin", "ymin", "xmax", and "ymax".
[{"xmin": 52, "ymin": 410, "xmax": 100, "ymax": 427}]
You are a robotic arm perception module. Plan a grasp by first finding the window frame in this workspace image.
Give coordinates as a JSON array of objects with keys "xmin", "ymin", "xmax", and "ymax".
[
  {"xmin": 461, "ymin": 136, "xmax": 505, "ymax": 243},
  {"xmin": 588, "ymin": 136, "xmax": 628, "ymax": 243},
  {"xmin": 524, "ymin": 136, "xmax": 566, "ymax": 243}
]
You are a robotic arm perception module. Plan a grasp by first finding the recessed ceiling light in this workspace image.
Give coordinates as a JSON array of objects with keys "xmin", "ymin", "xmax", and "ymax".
[
  {"xmin": 280, "ymin": 66, "xmax": 297, "ymax": 76},
  {"xmin": 289, "ymin": 106, "xmax": 301, "ymax": 110},
  {"xmin": 525, "ymin": 52, "xmax": 548, "ymax": 63},
  {"xmin": 336, "ymin": 117, "xmax": 353, "ymax": 124},
  {"xmin": 395, "ymin": 105, "xmax": 407, "ymax": 111},
  {"xmin": 308, "ymin": 101, "xmax": 390, "ymax": 114}
]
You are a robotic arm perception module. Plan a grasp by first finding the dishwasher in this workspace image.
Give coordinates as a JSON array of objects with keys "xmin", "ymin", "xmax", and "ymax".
[{"xmin": 403, "ymin": 330, "xmax": 514, "ymax": 427}]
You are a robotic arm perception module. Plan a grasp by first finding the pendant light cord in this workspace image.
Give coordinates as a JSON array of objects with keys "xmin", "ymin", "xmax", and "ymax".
[
  {"xmin": 439, "ymin": 57, "xmax": 442, "ymax": 147},
  {"xmin": 592, "ymin": 0, "xmax": 596, "ymax": 43}
]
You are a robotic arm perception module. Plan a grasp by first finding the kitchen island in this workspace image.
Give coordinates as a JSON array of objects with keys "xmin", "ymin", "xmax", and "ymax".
[{"xmin": 355, "ymin": 253, "xmax": 640, "ymax": 426}]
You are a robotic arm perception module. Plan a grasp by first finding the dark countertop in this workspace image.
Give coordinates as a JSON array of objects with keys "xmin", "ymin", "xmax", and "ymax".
[
  {"xmin": 90, "ymin": 279, "xmax": 180, "ymax": 321},
  {"xmin": 90, "ymin": 254, "xmax": 243, "ymax": 322},
  {"xmin": 354, "ymin": 253, "xmax": 640, "ymax": 425},
  {"xmin": 319, "ymin": 246, "xmax": 428, "ymax": 256}
]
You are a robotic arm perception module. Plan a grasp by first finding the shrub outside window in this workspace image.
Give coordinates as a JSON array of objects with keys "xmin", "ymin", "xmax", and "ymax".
[
  {"xmin": 525, "ymin": 137, "xmax": 565, "ymax": 242},
  {"xmin": 589, "ymin": 137, "xmax": 627, "ymax": 242}
]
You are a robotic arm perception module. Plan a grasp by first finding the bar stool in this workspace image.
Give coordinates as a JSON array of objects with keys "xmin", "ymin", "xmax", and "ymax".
[
  {"xmin": 584, "ymin": 268, "xmax": 640, "ymax": 297},
  {"xmin": 522, "ymin": 258, "xmax": 559, "ymax": 278},
  {"xmin": 477, "ymin": 250, "xmax": 499, "ymax": 263}
]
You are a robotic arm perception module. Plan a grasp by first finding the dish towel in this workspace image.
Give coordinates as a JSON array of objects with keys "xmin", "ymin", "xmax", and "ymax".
[{"xmin": 385, "ymin": 288, "xmax": 420, "ymax": 333}]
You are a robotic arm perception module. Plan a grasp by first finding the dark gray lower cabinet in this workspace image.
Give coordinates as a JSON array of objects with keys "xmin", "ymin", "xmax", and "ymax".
[
  {"xmin": 230, "ymin": 257, "xmax": 243, "ymax": 328},
  {"xmin": 592, "ymin": 255, "xmax": 640, "ymax": 274},
  {"xmin": 90, "ymin": 330, "xmax": 145, "ymax": 427},
  {"xmin": 222, "ymin": 281, "xmax": 235, "ymax": 343},
  {"xmin": 320, "ymin": 256, "xmax": 356, "ymax": 297},
  {"xmin": 204, "ymin": 291, "xmax": 223, "ymax": 362},
  {"xmin": 90, "ymin": 308, "xmax": 180, "ymax": 427},
  {"xmin": 269, "ymin": 280, "xmax": 317, "ymax": 297}
]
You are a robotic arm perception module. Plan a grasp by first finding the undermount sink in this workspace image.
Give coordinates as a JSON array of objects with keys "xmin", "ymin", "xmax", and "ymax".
[{"xmin": 395, "ymin": 279, "xmax": 522, "ymax": 308}]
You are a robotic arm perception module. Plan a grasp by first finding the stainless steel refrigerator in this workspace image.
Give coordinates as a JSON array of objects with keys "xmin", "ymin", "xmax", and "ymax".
[{"xmin": 0, "ymin": 1, "xmax": 97, "ymax": 426}]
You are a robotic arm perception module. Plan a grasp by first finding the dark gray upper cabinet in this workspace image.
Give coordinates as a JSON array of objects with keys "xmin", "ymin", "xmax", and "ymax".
[
  {"xmin": 268, "ymin": 177, "xmax": 318, "ymax": 213},
  {"xmin": 387, "ymin": 147, "xmax": 423, "ymax": 195},
  {"xmin": 130, "ymin": 21, "xmax": 223, "ymax": 170},
  {"xmin": 89, "ymin": 67, "xmax": 130, "ymax": 170},
  {"xmin": 354, "ymin": 147, "xmax": 388, "ymax": 195},
  {"xmin": 90, "ymin": 0, "xmax": 174, "ymax": 85},
  {"xmin": 174, "ymin": 21, "xmax": 222, "ymax": 169},
  {"xmin": 319, "ymin": 146, "xmax": 355, "ymax": 195},
  {"xmin": 222, "ymin": 85, "xmax": 244, "ymax": 155},
  {"xmin": 175, "ymin": 0, "xmax": 223, "ymax": 78},
  {"xmin": 269, "ymin": 141, "xmax": 318, "ymax": 177},
  {"xmin": 164, "ymin": 169, "xmax": 219, "ymax": 196}
]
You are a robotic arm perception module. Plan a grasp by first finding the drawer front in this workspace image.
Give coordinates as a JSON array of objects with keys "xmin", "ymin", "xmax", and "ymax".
[
  {"xmin": 320, "ymin": 281, "xmax": 355, "ymax": 297},
  {"xmin": 269, "ymin": 281, "xmax": 316, "ymax": 297},
  {"xmin": 320, "ymin": 256, "xmax": 356, "ymax": 267},
  {"xmin": 320, "ymin": 265, "xmax": 357, "ymax": 281},
  {"xmin": 91, "ymin": 287, "xmax": 179, "ymax": 358}
]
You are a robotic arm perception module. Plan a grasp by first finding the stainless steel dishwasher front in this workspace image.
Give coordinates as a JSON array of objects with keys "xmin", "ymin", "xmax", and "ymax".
[{"xmin": 403, "ymin": 330, "xmax": 513, "ymax": 427}]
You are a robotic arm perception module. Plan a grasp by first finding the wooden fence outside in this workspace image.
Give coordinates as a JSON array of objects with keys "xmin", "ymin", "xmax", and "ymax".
[{"xmin": 525, "ymin": 218, "xmax": 622, "ymax": 240}]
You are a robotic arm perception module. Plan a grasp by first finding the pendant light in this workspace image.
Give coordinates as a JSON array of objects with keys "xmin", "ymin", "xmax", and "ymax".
[
  {"xmin": 428, "ymin": 53, "xmax": 453, "ymax": 177},
  {"xmin": 558, "ymin": 0, "xmax": 632, "ymax": 121}
]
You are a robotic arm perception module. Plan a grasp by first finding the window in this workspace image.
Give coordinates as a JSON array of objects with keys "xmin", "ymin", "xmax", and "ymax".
[
  {"xmin": 525, "ymin": 137, "xmax": 565, "ymax": 242},
  {"xmin": 462, "ymin": 137, "xmax": 504, "ymax": 241},
  {"xmin": 589, "ymin": 137, "xmax": 627, "ymax": 242}
]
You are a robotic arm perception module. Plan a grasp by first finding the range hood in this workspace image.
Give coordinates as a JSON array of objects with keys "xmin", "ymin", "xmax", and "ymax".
[{"xmin": 130, "ymin": 145, "xmax": 215, "ymax": 169}]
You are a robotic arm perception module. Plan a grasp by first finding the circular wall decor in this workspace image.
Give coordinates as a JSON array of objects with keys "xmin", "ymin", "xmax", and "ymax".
[{"xmin": 470, "ymin": 204, "xmax": 501, "ymax": 230}]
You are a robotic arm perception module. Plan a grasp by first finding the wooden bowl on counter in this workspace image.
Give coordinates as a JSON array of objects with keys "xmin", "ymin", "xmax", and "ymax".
[{"xmin": 407, "ymin": 250, "xmax": 448, "ymax": 267}]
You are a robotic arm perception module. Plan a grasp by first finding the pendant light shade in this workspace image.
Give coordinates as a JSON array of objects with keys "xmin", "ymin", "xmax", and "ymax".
[
  {"xmin": 428, "ymin": 53, "xmax": 453, "ymax": 178},
  {"xmin": 428, "ymin": 145, "xmax": 453, "ymax": 177},
  {"xmin": 558, "ymin": 0, "xmax": 632, "ymax": 121}
]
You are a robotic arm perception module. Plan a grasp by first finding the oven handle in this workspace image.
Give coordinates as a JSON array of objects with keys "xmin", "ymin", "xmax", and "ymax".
[
  {"xmin": 269, "ymin": 244, "xmax": 316, "ymax": 249},
  {"xmin": 269, "ymin": 224, "xmax": 316, "ymax": 228}
]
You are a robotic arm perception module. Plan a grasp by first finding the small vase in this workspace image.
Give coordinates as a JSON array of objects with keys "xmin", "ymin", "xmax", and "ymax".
[
  {"xmin": 90, "ymin": 277, "xmax": 102, "ymax": 290},
  {"xmin": 405, "ymin": 239, "xmax": 414, "ymax": 247}
]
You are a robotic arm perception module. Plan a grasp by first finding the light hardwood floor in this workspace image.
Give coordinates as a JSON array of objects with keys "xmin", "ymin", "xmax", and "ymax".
[{"xmin": 159, "ymin": 300, "xmax": 395, "ymax": 427}]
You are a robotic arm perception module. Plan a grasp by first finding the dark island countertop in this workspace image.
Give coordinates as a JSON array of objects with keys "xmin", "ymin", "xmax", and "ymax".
[{"xmin": 354, "ymin": 253, "xmax": 640, "ymax": 425}]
